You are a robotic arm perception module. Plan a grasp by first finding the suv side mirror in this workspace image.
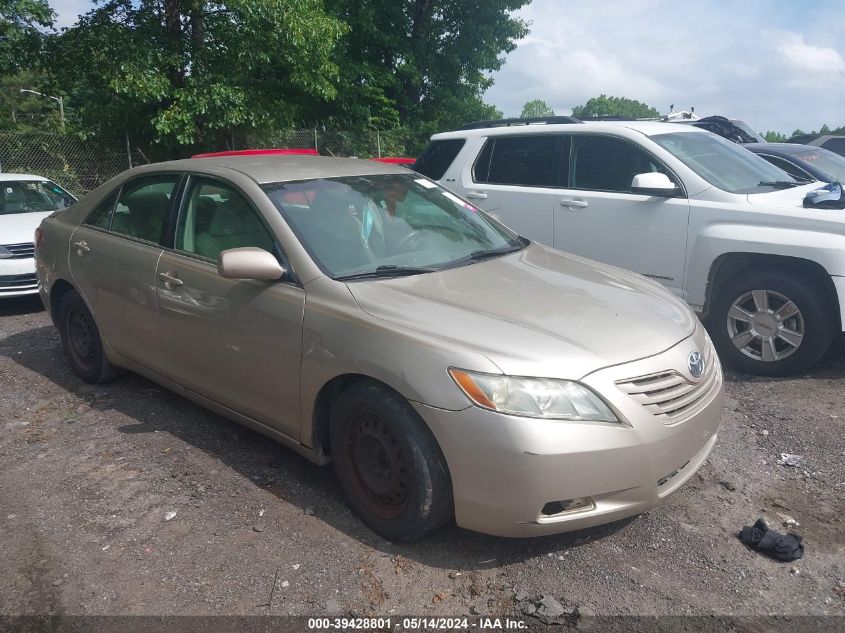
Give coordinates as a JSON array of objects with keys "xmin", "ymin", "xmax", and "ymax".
[
  {"xmin": 630, "ymin": 172, "xmax": 682, "ymax": 197},
  {"xmin": 218, "ymin": 247, "xmax": 285, "ymax": 281}
]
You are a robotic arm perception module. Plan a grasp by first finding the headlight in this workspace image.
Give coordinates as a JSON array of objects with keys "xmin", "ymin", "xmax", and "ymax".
[{"xmin": 449, "ymin": 368, "xmax": 618, "ymax": 422}]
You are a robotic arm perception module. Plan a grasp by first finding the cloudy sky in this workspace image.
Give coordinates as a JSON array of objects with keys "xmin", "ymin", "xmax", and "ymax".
[{"xmin": 52, "ymin": 0, "xmax": 844, "ymax": 135}]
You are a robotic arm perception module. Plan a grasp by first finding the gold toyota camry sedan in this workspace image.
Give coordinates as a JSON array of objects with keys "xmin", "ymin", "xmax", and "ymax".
[{"xmin": 35, "ymin": 154, "xmax": 724, "ymax": 540}]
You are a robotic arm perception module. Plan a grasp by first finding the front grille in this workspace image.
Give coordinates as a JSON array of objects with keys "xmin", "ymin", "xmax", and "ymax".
[
  {"xmin": 0, "ymin": 273, "xmax": 38, "ymax": 290},
  {"xmin": 1, "ymin": 242, "xmax": 35, "ymax": 259},
  {"xmin": 616, "ymin": 341, "xmax": 721, "ymax": 425}
]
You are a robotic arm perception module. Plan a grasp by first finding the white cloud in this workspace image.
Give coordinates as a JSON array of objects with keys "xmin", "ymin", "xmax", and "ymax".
[
  {"xmin": 486, "ymin": 0, "xmax": 845, "ymax": 134},
  {"xmin": 778, "ymin": 34, "xmax": 845, "ymax": 74}
]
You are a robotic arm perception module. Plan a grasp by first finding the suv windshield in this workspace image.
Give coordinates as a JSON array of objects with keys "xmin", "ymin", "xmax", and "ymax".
[
  {"xmin": 651, "ymin": 132, "xmax": 799, "ymax": 194},
  {"xmin": 262, "ymin": 174, "xmax": 523, "ymax": 279},
  {"xmin": 1, "ymin": 180, "xmax": 76, "ymax": 215}
]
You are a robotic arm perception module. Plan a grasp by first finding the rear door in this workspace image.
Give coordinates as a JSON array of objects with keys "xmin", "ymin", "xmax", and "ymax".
[
  {"xmin": 69, "ymin": 175, "xmax": 181, "ymax": 370},
  {"xmin": 456, "ymin": 134, "xmax": 563, "ymax": 243},
  {"xmin": 155, "ymin": 176, "xmax": 304, "ymax": 439},
  {"xmin": 552, "ymin": 134, "xmax": 690, "ymax": 297}
]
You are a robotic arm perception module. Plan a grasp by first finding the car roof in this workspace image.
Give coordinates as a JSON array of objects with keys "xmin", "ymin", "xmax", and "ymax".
[
  {"xmin": 431, "ymin": 120, "xmax": 708, "ymax": 140},
  {"xmin": 0, "ymin": 173, "xmax": 49, "ymax": 182},
  {"xmin": 133, "ymin": 154, "xmax": 409, "ymax": 184}
]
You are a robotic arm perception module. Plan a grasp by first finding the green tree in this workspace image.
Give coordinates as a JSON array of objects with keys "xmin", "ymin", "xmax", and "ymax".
[
  {"xmin": 0, "ymin": 0, "xmax": 53, "ymax": 74},
  {"xmin": 571, "ymin": 95, "xmax": 660, "ymax": 119},
  {"xmin": 763, "ymin": 130, "xmax": 788, "ymax": 143},
  {"xmin": 520, "ymin": 99, "xmax": 554, "ymax": 118},
  {"xmin": 49, "ymin": 0, "xmax": 347, "ymax": 149},
  {"xmin": 315, "ymin": 0, "xmax": 528, "ymax": 150}
]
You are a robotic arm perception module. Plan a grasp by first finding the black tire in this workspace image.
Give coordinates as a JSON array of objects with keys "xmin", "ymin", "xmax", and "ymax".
[
  {"xmin": 57, "ymin": 290, "xmax": 124, "ymax": 384},
  {"xmin": 329, "ymin": 381, "xmax": 453, "ymax": 541},
  {"xmin": 709, "ymin": 269, "xmax": 835, "ymax": 376}
]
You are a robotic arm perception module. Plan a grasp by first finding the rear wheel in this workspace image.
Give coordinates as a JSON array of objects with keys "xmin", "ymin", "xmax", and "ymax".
[
  {"xmin": 710, "ymin": 270, "xmax": 834, "ymax": 376},
  {"xmin": 58, "ymin": 290, "xmax": 124, "ymax": 383},
  {"xmin": 330, "ymin": 382, "xmax": 453, "ymax": 541}
]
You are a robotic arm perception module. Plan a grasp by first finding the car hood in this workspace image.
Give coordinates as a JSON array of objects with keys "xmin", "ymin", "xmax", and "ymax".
[
  {"xmin": 0, "ymin": 211, "xmax": 51, "ymax": 244},
  {"xmin": 746, "ymin": 182, "xmax": 829, "ymax": 209},
  {"xmin": 347, "ymin": 244, "xmax": 697, "ymax": 380}
]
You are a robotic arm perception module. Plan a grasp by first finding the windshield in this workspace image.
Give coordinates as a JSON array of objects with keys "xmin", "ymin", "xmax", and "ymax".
[
  {"xmin": 0, "ymin": 180, "xmax": 76, "ymax": 215},
  {"xmin": 262, "ymin": 174, "xmax": 522, "ymax": 278},
  {"xmin": 651, "ymin": 132, "xmax": 799, "ymax": 194},
  {"xmin": 794, "ymin": 148, "xmax": 845, "ymax": 184}
]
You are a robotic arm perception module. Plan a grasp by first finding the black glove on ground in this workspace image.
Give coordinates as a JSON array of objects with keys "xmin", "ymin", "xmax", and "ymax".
[{"xmin": 738, "ymin": 518, "xmax": 804, "ymax": 562}]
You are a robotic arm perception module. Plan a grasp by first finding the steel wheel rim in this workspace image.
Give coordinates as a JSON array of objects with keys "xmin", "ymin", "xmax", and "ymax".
[
  {"xmin": 726, "ymin": 289, "xmax": 804, "ymax": 362},
  {"xmin": 67, "ymin": 307, "xmax": 97, "ymax": 371},
  {"xmin": 344, "ymin": 409, "xmax": 409, "ymax": 519}
]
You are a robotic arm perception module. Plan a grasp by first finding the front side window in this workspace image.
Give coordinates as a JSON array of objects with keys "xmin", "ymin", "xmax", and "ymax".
[
  {"xmin": 0, "ymin": 180, "xmax": 75, "ymax": 215},
  {"xmin": 110, "ymin": 176, "xmax": 179, "ymax": 244},
  {"xmin": 651, "ymin": 131, "xmax": 799, "ymax": 194},
  {"xmin": 570, "ymin": 135, "xmax": 672, "ymax": 193},
  {"xmin": 474, "ymin": 136, "xmax": 562, "ymax": 187},
  {"xmin": 263, "ymin": 174, "xmax": 522, "ymax": 278},
  {"xmin": 175, "ymin": 178, "xmax": 275, "ymax": 261}
]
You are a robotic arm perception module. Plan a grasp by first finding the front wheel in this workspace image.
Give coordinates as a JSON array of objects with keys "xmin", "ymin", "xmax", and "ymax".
[
  {"xmin": 330, "ymin": 382, "xmax": 453, "ymax": 541},
  {"xmin": 709, "ymin": 270, "xmax": 835, "ymax": 376}
]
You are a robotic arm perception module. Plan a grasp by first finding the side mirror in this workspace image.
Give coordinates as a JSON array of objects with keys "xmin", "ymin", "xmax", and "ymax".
[
  {"xmin": 218, "ymin": 247, "xmax": 285, "ymax": 281},
  {"xmin": 630, "ymin": 172, "xmax": 682, "ymax": 197}
]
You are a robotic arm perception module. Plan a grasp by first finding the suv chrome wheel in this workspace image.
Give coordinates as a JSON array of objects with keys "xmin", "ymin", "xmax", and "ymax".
[{"xmin": 727, "ymin": 289, "xmax": 804, "ymax": 362}]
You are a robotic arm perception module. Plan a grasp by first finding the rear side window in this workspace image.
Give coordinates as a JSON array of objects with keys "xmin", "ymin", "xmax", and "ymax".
[
  {"xmin": 110, "ymin": 176, "xmax": 179, "ymax": 245},
  {"xmin": 757, "ymin": 155, "xmax": 812, "ymax": 180},
  {"xmin": 84, "ymin": 191, "xmax": 119, "ymax": 229},
  {"xmin": 474, "ymin": 135, "xmax": 563, "ymax": 187},
  {"xmin": 571, "ymin": 135, "xmax": 671, "ymax": 193},
  {"xmin": 414, "ymin": 139, "xmax": 466, "ymax": 180}
]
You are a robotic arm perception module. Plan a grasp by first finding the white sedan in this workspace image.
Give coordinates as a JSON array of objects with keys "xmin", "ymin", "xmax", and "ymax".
[{"xmin": 1, "ymin": 173, "xmax": 76, "ymax": 298}]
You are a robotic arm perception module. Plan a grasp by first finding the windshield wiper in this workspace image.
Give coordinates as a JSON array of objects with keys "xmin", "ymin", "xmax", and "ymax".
[
  {"xmin": 335, "ymin": 265, "xmax": 438, "ymax": 281},
  {"xmin": 758, "ymin": 180, "xmax": 801, "ymax": 189}
]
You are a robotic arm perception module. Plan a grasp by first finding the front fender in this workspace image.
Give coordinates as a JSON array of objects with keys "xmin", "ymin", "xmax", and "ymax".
[{"xmin": 685, "ymin": 223, "xmax": 845, "ymax": 310}]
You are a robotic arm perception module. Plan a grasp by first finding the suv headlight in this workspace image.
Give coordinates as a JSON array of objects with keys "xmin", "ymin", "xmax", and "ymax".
[{"xmin": 449, "ymin": 368, "xmax": 618, "ymax": 422}]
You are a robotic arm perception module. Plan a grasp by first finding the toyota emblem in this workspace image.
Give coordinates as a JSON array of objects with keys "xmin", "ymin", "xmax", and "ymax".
[{"xmin": 688, "ymin": 350, "xmax": 705, "ymax": 379}]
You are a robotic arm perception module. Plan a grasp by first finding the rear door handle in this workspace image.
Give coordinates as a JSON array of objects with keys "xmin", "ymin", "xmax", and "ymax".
[
  {"xmin": 158, "ymin": 271, "xmax": 184, "ymax": 288},
  {"xmin": 465, "ymin": 191, "xmax": 488, "ymax": 200},
  {"xmin": 72, "ymin": 240, "xmax": 90, "ymax": 255},
  {"xmin": 560, "ymin": 198, "xmax": 589, "ymax": 209}
]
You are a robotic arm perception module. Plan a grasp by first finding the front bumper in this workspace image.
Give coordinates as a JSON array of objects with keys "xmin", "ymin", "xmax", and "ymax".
[
  {"xmin": 0, "ymin": 256, "xmax": 38, "ymax": 298},
  {"xmin": 416, "ymin": 327, "xmax": 724, "ymax": 538}
]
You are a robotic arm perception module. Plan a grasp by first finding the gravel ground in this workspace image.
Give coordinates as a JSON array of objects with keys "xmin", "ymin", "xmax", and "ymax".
[{"xmin": 0, "ymin": 295, "xmax": 843, "ymax": 621}]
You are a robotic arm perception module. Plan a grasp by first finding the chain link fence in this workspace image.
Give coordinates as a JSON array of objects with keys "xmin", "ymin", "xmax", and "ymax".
[{"xmin": 0, "ymin": 128, "xmax": 412, "ymax": 197}]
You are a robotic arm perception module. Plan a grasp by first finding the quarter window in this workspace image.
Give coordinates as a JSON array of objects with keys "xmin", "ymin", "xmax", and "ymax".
[
  {"xmin": 571, "ymin": 135, "xmax": 671, "ymax": 193},
  {"xmin": 414, "ymin": 139, "xmax": 466, "ymax": 180},
  {"xmin": 84, "ymin": 191, "xmax": 119, "ymax": 229},
  {"xmin": 175, "ymin": 178, "xmax": 275, "ymax": 262},
  {"xmin": 474, "ymin": 136, "xmax": 563, "ymax": 187},
  {"xmin": 110, "ymin": 177, "xmax": 179, "ymax": 244}
]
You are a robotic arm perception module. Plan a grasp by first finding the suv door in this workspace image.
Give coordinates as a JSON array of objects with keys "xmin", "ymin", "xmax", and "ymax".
[
  {"xmin": 155, "ymin": 176, "xmax": 304, "ymax": 440},
  {"xmin": 457, "ymin": 135, "xmax": 563, "ymax": 242},
  {"xmin": 69, "ymin": 175, "xmax": 181, "ymax": 370},
  {"xmin": 553, "ymin": 134, "xmax": 690, "ymax": 297}
]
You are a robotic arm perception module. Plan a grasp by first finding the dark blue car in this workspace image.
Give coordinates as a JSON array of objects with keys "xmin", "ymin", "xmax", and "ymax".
[{"xmin": 744, "ymin": 143, "xmax": 845, "ymax": 184}]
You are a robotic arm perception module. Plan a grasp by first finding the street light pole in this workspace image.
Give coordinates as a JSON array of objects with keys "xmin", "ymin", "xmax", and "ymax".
[{"xmin": 19, "ymin": 88, "xmax": 66, "ymax": 131}]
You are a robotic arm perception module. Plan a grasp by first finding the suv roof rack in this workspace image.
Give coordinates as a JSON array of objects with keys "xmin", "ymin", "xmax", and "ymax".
[{"xmin": 459, "ymin": 116, "xmax": 582, "ymax": 130}]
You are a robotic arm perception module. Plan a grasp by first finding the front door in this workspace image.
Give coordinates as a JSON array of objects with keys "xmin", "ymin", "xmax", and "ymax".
[
  {"xmin": 155, "ymin": 176, "xmax": 304, "ymax": 439},
  {"xmin": 69, "ymin": 175, "xmax": 181, "ymax": 370},
  {"xmin": 553, "ymin": 134, "xmax": 690, "ymax": 298}
]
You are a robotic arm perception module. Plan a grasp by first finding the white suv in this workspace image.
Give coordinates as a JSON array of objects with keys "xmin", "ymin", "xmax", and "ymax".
[{"xmin": 416, "ymin": 120, "xmax": 845, "ymax": 375}]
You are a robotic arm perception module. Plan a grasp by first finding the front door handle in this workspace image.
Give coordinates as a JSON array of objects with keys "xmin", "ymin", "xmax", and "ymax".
[
  {"xmin": 72, "ymin": 240, "xmax": 90, "ymax": 255},
  {"xmin": 560, "ymin": 198, "xmax": 589, "ymax": 209},
  {"xmin": 465, "ymin": 191, "xmax": 488, "ymax": 200},
  {"xmin": 158, "ymin": 271, "xmax": 184, "ymax": 288}
]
